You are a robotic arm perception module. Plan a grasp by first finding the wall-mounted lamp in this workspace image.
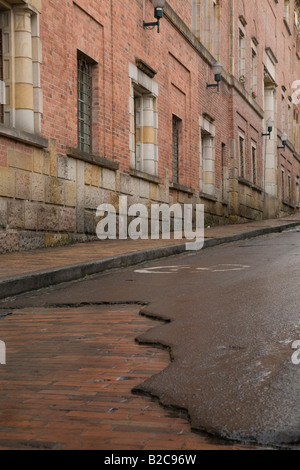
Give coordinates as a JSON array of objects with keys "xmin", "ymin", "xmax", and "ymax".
[
  {"xmin": 277, "ymin": 132, "xmax": 288, "ymax": 150},
  {"xmin": 143, "ymin": 0, "xmax": 166, "ymax": 33},
  {"xmin": 207, "ymin": 62, "xmax": 223, "ymax": 92},
  {"xmin": 262, "ymin": 118, "xmax": 275, "ymax": 139}
]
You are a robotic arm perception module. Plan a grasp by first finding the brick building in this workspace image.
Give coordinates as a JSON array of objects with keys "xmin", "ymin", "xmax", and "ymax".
[{"xmin": 0, "ymin": 0, "xmax": 300, "ymax": 253}]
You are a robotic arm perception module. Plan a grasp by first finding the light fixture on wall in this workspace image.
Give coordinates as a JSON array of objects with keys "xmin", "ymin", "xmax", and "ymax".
[
  {"xmin": 277, "ymin": 132, "xmax": 288, "ymax": 150},
  {"xmin": 207, "ymin": 62, "xmax": 223, "ymax": 92},
  {"xmin": 143, "ymin": 0, "xmax": 166, "ymax": 33},
  {"xmin": 262, "ymin": 117, "xmax": 275, "ymax": 139}
]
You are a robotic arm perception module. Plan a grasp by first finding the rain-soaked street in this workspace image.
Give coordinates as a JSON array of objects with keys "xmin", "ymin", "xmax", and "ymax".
[{"xmin": 1, "ymin": 228, "xmax": 300, "ymax": 449}]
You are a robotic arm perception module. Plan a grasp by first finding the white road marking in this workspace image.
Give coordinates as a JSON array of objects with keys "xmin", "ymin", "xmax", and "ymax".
[
  {"xmin": 134, "ymin": 266, "xmax": 190, "ymax": 274},
  {"xmin": 196, "ymin": 264, "xmax": 250, "ymax": 272},
  {"xmin": 135, "ymin": 264, "xmax": 250, "ymax": 274}
]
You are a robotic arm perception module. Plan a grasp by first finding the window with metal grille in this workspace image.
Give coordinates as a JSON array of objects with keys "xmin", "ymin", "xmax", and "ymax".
[
  {"xmin": 252, "ymin": 144, "xmax": 257, "ymax": 185},
  {"xmin": 0, "ymin": 29, "xmax": 4, "ymax": 124},
  {"xmin": 281, "ymin": 168, "xmax": 285, "ymax": 200},
  {"xmin": 239, "ymin": 134, "xmax": 245, "ymax": 178},
  {"xmin": 288, "ymin": 173, "xmax": 292, "ymax": 201},
  {"xmin": 78, "ymin": 54, "xmax": 92, "ymax": 153},
  {"xmin": 172, "ymin": 115, "xmax": 181, "ymax": 183},
  {"xmin": 221, "ymin": 142, "xmax": 226, "ymax": 200}
]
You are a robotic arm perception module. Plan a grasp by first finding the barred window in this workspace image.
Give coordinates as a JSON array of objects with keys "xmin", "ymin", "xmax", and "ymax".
[
  {"xmin": 252, "ymin": 144, "xmax": 257, "ymax": 185},
  {"xmin": 172, "ymin": 115, "xmax": 181, "ymax": 183},
  {"xmin": 281, "ymin": 168, "xmax": 285, "ymax": 200},
  {"xmin": 78, "ymin": 53, "xmax": 92, "ymax": 153},
  {"xmin": 0, "ymin": 29, "xmax": 3, "ymax": 124},
  {"xmin": 239, "ymin": 134, "xmax": 245, "ymax": 178}
]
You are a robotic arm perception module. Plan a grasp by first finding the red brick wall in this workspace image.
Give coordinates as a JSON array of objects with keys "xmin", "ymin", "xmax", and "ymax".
[{"xmin": 1, "ymin": 0, "xmax": 300, "ymax": 253}]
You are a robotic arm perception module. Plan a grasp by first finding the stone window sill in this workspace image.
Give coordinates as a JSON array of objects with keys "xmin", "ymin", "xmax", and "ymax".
[
  {"xmin": 282, "ymin": 199, "xmax": 296, "ymax": 209},
  {"xmin": 170, "ymin": 181, "xmax": 195, "ymax": 194},
  {"xmin": 130, "ymin": 168, "xmax": 162, "ymax": 184},
  {"xmin": 238, "ymin": 177, "xmax": 263, "ymax": 193},
  {"xmin": 199, "ymin": 191, "xmax": 217, "ymax": 202},
  {"xmin": 0, "ymin": 124, "xmax": 48, "ymax": 148},
  {"xmin": 67, "ymin": 147, "xmax": 119, "ymax": 171}
]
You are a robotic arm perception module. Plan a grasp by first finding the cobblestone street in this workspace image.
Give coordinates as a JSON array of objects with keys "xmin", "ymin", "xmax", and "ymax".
[{"xmin": 0, "ymin": 304, "xmax": 257, "ymax": 450}]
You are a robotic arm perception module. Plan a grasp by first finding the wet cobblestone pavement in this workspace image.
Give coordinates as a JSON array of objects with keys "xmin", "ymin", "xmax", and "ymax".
[{"xmin": 0, "ymin": 304, "xmax": 261, "ymax": 450}]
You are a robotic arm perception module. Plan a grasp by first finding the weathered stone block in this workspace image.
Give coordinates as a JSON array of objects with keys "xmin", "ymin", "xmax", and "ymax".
[
  {"xmin": 8, "ymin": 148, "xmax": 33, "ymax": 171},
  {"xmin": 49, "ymin": 138, "xmax": 57, "ymax": 178},
  {"xmin": 139, "ymin": 179, "xmax": 150, "ymax": 199},
  {"xmin": 58, "ymin": 155, "xmax": 76, "ymax": 181},
  {"xmin": 37, "ymin": 205, "xmax": 59, "ymax": 231},
  {"xmin": 19, "ymin": 231, "xmax": 44, "ymax": 251},
  {"xmin": 229, "ymin": 191, "xmax": 239, "ymax": 214},
  {"xmin": 0, "ymin": 231, "xmax": 19, "ymax": 254},
  {"xmin": 149, "ymin": 182, "xmax": 158, "ymax": 201},
  {"xmin": 33, "ymin": 148, "xmax": 50, "ymax": 175},
  {"xmin": 24, "ymin": 201, "xmax": 38, "ymax": 230},
  {"xmin": 59, "ymin": 207, "xmax": 76, "ymax": 232},
  {"xmin": 45, "ymin": 178, "xmax": 64, "ymax": 205},
  {"xmin": 85, "ymin": 163, "xmax": 100, "ymax": 186},
  {"xmin": 7, "ymin": 199, "xmax": 25, "ymax": 229},
  {"xmin": 120, "ymin": 173, "xmax": 133, "ymax": 195},
  {"xmin": 0, "ymin": 167, "xmax": 15, "ymax": 198},
  {"xmin": 84, "ymin": 209, "xmax": 97, "ymax": 234},
  {"xmin": 64, "ymin": 181, "xmax": 76, "ymax": 207},
  {"xmin": 110, "ymin": 191, "xmax": 120, "ymax": 211},
  {"xmin": 157, "ymin": 184, "xmax": 169, "ymax": 203},
  {"xmin": 85, "ymin": 185, "xmax": 103, "ymax": 209},
  {"xmin": 15, "ymin": 170, "xmax": 31, "ymax": 200},
  {"xmin": 45, "ymin": 232, "xmax": 70, "ymax": 247},
  {"xmin": 102, "ymin": 168, "xmax": 116, "ymax": 191},
  {"xmin": 31, "ymin": 173, "xmax": 45, "ymax": 202}
]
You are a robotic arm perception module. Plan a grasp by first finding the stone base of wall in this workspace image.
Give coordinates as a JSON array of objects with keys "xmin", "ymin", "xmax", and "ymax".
[
  {"xmin": 0, "ymin": 139, "xmax": 297, "ymax": 254},
  {"xmin": 0, "ymin": 229, "xmax": 98, "ymax": 254}
]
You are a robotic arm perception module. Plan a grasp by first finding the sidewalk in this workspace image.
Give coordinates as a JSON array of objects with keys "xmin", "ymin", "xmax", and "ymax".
[{"xmin": 0, "ymin": 213, "xmax": 300, "ymax": 300}]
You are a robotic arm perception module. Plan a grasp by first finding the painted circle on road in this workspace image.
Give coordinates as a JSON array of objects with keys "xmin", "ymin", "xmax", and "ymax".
[
  {"xmin": 196, "ymin": 264, "xmax": 250, "ymax": 272},
  {"xmin": 134, "ymin": 266, "xmax": 191, "ymax": 274},
  {"xmin": 134, "ymin": 264, "xmax": 250, "ymax": 274}
]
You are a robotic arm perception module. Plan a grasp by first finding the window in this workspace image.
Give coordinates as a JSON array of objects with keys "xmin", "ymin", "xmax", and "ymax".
[
  {"xmin": 129, "ymin": 63, "xmax": 158, "ymax": 176},
  {"xmin": 252, "ymin": 143, "xmax": 257, "ymax": 185},
  {"xmin": 199, "ymin": 116, "xmax": 216, "ymax": 196},
  {"xmin": 288, "ymin": 173, "xmax": 292, "ymax": 202},
  {"xmin": 288, "ymin": 104, "xmax": 291, "ymax": 139},
  {"xmin": 0, "ymin": 5, "xmax": 42, "ymax": 134},
  {"xmin": 203, "ymin": 0, "xmax": 211, "ymax": 50},
  {"xmin": 284, "ymin": 0, "xmax": 290, "ymax": 25},
  {"xmin": 221, "ymin": 142, "xmax": 226, "ymax": 200},
  {"xmin": 212, "ymin": 0, "xmax": 220, "ymax": 60},
  {"xmin": 132, "ymin": 90, "xmax": 157, "ymax": 175},
  {"xmin": 238, "ymin": 27, "xmax": 246, "ymax": 78},
  {"xmin": 192, "ymin": 0, "xmax": 220, "ymax": 58},
  {"xmin": 0, "ymin": 28, "xmax": 3, "ymax": 124},
  {"xmin": 172, "ymin": 115, "xmax": 181, "ymax": 184},
  {"xmin": 281, "ymin": 95, "xmax": 286, "ymax": 132},
  {"xmin": 192, "ymin": 0, "xmax": 201, "ymax": 39},
  {"xmin": 239, "ymin": 134, "xmax": 245, "ymax": 178},
  {"xmin": 251, "ymin": 45, "xmax": 257, "ymax": 95},
  {"xmin": 78, "ymin": 53, "xmax": 93, "ymax": 153},
  {"xmin": 293, "ymin": 109, "xmax": 299, "ymax": 152},
  {"xmin": 281, "ymin": 168, "xmax": 285, "ymax": 200}
]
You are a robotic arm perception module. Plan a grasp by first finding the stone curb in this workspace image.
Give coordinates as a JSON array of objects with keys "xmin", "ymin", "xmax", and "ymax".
[{"xmin": 0, "ymin": 220, "xmax": 299, "ymax": 300}]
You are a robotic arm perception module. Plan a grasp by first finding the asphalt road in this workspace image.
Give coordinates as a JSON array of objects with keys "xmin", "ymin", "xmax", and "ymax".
[{"xmin": 2, "ymin": 229, "xmax": 300, "ymax": 448}]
